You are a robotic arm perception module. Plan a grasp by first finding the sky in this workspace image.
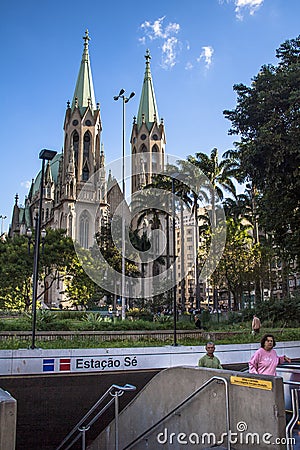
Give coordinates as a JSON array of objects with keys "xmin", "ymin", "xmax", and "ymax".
[{"xmin": 1, "ymin": 0, "xmax": 300, "ymax": 233}]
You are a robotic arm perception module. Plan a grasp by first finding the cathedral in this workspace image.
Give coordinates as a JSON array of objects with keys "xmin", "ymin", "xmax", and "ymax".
[{"xmin": 9, "ymin": 30, "xmax": 166, "ymax": 307}]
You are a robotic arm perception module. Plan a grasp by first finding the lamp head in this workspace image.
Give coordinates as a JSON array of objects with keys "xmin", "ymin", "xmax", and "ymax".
[
  {"xmin": 39, "ymin": 149, "xmax": 57, "ymax": 161},
  {"xmin": 125, "ymin": 92, "xmax": 135, "ymax": 103},
  {"xmin": 114, "ymin": 89, "xmax": 125, "ymax": 101}
]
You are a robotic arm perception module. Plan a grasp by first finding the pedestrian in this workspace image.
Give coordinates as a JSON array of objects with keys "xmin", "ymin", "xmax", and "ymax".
[
  {"xmin": 198, "ymin": 342, "xmax": 222, "ymax": 369},
  {"xmin": 249, "ymin": 334, "xmax": 291, "ymax": 376},
  {"xmin": 194, "ymin": 314, "xmax": 201, "ymax": 329},
  {"xmin": 251, "ymin": 314, "xmax": 261, "ymax": 335}
]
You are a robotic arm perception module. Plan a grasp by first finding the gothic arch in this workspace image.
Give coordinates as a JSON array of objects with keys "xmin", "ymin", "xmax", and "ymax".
[
  {"xmin": 68, "ymin": 214, "xmax": 73, "ymax": 238},
  {"xmin": 72, "ymin": 130, "xmax": 79, "ymax": 174},
  {"xmin": 82, "ymin": 161, "xmax": 90, "ymax": 181},
  {"xmin": 139, "ymin": 144, "xmax": 148, "ymax": 153},
  {"xmin": 59, "ymin": 212, "xmax": 66, "ymax": 229},
  {"xmin": 151, "ymin": 144, "xmax": 159, "ymax": 173},
  {"xmin": 83, "ymin": 131, "xmax": 91, "ymax": 158},
  {"xmin": 79, "ymin": 210, "xmax": 91, "ymax": 249}
]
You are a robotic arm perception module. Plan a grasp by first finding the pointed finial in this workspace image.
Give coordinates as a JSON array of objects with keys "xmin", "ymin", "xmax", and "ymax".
[
  {"xmin": 96, "ymin": 102, "xmax": 100, "ymax": 110},
  {"xmin": 144, "ymin": 49, "xmax": 152, "ymax": 81},
  {"xmin": 133, "ymin": 116, "xmax": 136, "ymax": 124},
  {"xmin": 15, "ymin": 194, "xmax": 19, "ymax": 205},
  {"xmin": 145, "ymin": 49, "xmax": 151, "ymax": 63},
  {"xmin": 83, "ymin": 29, "xmax": 90, "ymax": 49},
  {"xmin": 101, "ymin": 143, "xmax": 104, "ymax": 154},
  {"xmin": 67, "ymin": 100, "xmax": 70, "ymax": 109}
]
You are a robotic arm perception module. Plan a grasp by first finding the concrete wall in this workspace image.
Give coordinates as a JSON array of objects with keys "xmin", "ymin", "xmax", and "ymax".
[
  {"xmin": 0, "ymin": 388, "xmax": 17, "ymax": 450},
  {"xmin": 88, "ymin": 366, "xmax": 286, "ymax": 450}
]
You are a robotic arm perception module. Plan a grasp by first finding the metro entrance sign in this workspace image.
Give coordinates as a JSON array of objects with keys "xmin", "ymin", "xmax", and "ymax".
[{"xmin": 0, "ymin": 341, "xmax": 299, "ymax": 376}]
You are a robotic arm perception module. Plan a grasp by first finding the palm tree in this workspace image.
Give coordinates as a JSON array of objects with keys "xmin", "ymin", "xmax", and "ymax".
[
  {"xmin": 188, "ymin": 148, "xmax": 237, "ymax": 220},
  {"xmin": 187, "ymin": 148, "xmax": 238, "ymax": 310}
]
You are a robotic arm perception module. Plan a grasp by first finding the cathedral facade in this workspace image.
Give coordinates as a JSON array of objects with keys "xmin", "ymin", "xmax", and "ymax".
[{"xmin": 9, "ymin": 31, "xmax": 166, "ymax": 307}]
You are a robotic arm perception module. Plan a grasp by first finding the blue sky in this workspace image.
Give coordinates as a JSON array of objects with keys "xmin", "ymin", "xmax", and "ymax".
[{"xmin": 1, "ymin": 0, "xmax": 300, "ymax": 232}]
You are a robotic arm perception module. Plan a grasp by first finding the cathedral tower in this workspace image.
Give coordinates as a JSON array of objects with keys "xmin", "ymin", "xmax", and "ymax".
[
  {"xmin": 131, "ymin": 50, "xmax": 166, "ymax": 195},
  {"xmin": 55, "ymin": 30, "xmax": 107, "ymax": 248}
]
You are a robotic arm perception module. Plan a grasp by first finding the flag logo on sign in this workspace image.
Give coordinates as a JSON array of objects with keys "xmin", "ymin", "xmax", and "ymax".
[
  {"xmin": 43, "ymin": 359, "xmax": 55, "ymax": 372},
  {"xmin": 59, "ymin": 358, "xmax": 71, "ymax": 371}
]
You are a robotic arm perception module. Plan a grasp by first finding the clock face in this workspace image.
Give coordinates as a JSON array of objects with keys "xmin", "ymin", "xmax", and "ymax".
[
  {"xmin": 152, "ymin": 134, "xmax": 158, "ymax": 140},
  {"xmin": 85, "ymin": 119, "xmax": 92, "ymax": 126},
  {"xmin": 141, "ymin": 134, "xmax": 147, "ymax": 140},
  {"xmin": 72, "ymin": 119, "xmax": 78, "ymax": 126}
]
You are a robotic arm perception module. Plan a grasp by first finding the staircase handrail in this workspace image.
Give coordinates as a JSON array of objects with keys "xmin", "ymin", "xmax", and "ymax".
[
  {"xmin": 122, "ymin": 376, "xmax": 230, "ymax": 450},
  {"xmin": 55, "ymin": 383, "xmax": 136, "ymax": 450}
]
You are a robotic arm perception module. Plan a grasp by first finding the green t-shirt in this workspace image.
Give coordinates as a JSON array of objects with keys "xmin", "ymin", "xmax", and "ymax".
[{"xmin": 198, "ymin": 354, "xmax": 222, "ymax": 369}]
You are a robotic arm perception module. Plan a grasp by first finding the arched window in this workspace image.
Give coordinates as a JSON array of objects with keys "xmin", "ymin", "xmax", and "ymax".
[
  {"xmin": 152, "ymin": 145, "xmax": 159, "ymax": 173},
  {"xmin": 68, "ymin": 215, "xmax": 73, "ymax": 237},
  {"xmin": 79, "ymin": 211, "xmax": 89, "ymax": 249},
  {"xmin": 83, "ymin": 132, "xmax": 91, "ymax": 158},
  {"xmin": 140, "ymin": 144, "xmax": 148, "ymax": 174},
  {"xmin": 82, "ymin": 163, "xmax": 89, "ymax": 181},
  {"xmin": 72, "ymin": 131, "xmax": 79, "ymax": 166}
]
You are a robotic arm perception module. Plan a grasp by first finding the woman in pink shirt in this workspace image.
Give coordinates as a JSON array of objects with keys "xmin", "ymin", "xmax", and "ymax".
[{"xmin": 249, "ymin": 334, "xmax": 291, "ymax": 376}]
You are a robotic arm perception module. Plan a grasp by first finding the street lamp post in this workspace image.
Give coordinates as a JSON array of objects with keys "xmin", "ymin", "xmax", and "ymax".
[
  {"xmin": 170, "ymin": 172, "xmax": 185, "ymax": 346},
  {"xmin": 171, "ymin": 177, "xmax": 177, "ymax": 346},
  {"xmin": 30, "ymin": 149, "xmax": 57, "ymax": 349},
  {"xmin": 114, "ymin": 89, "xmax": 135, "ymax": 320}
]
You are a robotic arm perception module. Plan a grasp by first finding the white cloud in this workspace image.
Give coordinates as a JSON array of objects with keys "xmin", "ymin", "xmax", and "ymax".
[
  {"xmin": 219, "ymin": 0, "xmax": 264, "ymax": 20},
  {"xmin": 185, "ymin": 62, "xmax": 194, "ymax": 70},
  {"xmin": 197, "ymin": 46, "xmax": 214, "ymax": 69},
  {"xmin": 161, "ymin": 37, "xmax": 179, "ymax": 69},
  {"xmin": 235, "ymin": 0, "xmax": 264, "ymax": 20},
  {"xmin": 140, "ymin": 16, "xmax": 180, "ymax": 40},
  {"xmin": 139, "ymin": 17, "xmax": 181, "ymax": 69},
  {"xmin": 21, "ymin": 181, "xmax": 32, "ymax": 189}
]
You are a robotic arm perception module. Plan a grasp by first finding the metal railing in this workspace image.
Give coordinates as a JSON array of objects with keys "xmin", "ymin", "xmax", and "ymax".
[
  {"xmin": 55, "ymin": 383, "xmax": 136, "ymax": 450},
  {"xmin": 122, "ymin": 376, "xmax": 231, "ymax": 450},
  {"xmin": 284, "ymin": 381, "xmax": 300, "ymax": 450},
  {"xmin": 0, "ymin": 329, "xmax": 203, "ymax": 342}
]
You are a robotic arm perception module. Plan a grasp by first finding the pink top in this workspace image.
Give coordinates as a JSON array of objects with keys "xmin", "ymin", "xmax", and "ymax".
[{"xmin": 249, "ymin": 348, "xmax": 285, "ymax": 376}]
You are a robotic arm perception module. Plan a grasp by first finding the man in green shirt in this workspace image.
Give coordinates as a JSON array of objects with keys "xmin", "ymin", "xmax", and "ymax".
[{"xmin": 198, "ymin": 342, "xmax": 222, "ymax": 369}]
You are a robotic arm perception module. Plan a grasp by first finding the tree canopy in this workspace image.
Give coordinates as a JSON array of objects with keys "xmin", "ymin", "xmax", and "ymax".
[{"xmin": 224, "ymin": 35, "xmax": 300, "ymax": 264}]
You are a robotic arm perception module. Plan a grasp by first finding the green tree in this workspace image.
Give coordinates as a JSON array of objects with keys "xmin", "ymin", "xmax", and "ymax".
[
  {"xmin": 224, "ymin": 35, "xmax": 300, "ymax": 266},
  {"xmin": 187, "ymin": 148, "xmax": 237, "ymax": 219},
  {"xmin": 187, "ymin": 148, "xmax": 238, "ymax": 308},
  {"xmin": 214, "ymin": 218, "xmax": 258, "ymax": 310},
  {"xmin": 0, "ymin": 229, "xmax": 98, "ymax": 311},
  {"xmin": 0, "ymin": 234, "xmax": 32, "ymax": 309}
]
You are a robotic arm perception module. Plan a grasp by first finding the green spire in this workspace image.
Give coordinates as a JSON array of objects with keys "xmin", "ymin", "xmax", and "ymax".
[
  {"xmin": 71, "ymin": 30, "xmax": 96, "ymax": 114},
  {"xmin": 137, "ymin": 49, "xmax": 159, "ymax": 130}
]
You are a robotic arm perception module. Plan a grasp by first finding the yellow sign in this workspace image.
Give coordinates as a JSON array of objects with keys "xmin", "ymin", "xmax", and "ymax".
[{"xmin": 230, "ymin": 375, "xmax": 272, "ymax": 390}]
